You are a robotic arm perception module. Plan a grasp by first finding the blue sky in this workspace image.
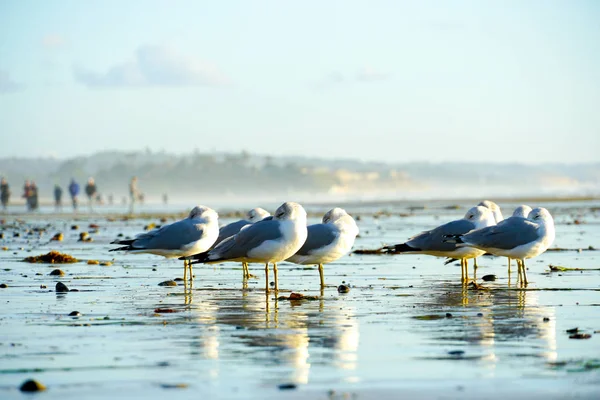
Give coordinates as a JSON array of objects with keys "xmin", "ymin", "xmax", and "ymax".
[{"xmin": 0, "ymin": 0, "xmax": 599, "ymax": 163}]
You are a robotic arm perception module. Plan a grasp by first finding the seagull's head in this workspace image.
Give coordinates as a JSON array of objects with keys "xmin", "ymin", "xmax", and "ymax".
[
  {"xmin": 274, "ymin": 202, "xmax": 307, "ymax": 222},
  {"xmin": 512, "ymin": 205, "xmax": 533, "ymax": 219},
  {"xmin": 465, "ymin": 205, "xmax": 496, "ymax": 228},
  {"xmin": 324, "ymin": 207, "xmax": 359, "ymax": 236},
  {"xmin": 478, "ymin": 200, "xmax": 504, "ymax": 223},
  {"xmin": 528, "ymin": 207, "xmax": 554, "ymax": 225},
  {"xmin": 189, "ymin": 205, "xmax": 218, "ymax": 221},
  {"xmin": 322, "ymin": 207, "xmax": 349, "ymax": 224},
  {"xmin": 246, "ymin": 207, "xmax": 271, "ymax": 223}
]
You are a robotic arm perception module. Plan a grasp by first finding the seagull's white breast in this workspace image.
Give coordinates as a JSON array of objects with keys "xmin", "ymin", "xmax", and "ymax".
[{"xmin": 247, "ymin": 219, "xmax": 308, "ymax": 263}]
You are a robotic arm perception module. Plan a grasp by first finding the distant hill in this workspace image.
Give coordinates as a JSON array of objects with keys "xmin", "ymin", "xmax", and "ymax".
[{"xmin": 0, "ymin": 150, "xmax": 598, "ymax": 203}]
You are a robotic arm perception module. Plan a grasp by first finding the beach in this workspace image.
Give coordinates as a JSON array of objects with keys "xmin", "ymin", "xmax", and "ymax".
[{"xmin": 0, "ymin": 198, "xmax": 598, "ymax": 399}]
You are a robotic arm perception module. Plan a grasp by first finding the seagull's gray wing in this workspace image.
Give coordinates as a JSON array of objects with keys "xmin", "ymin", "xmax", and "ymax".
[
  {"xmin": 215, "ymin": 220, "xmax": 250, "ymax": 246},
  {"xmin": 462, "ymin": 218, "xmax": 539, "ymax": 250},
  {"xmin": 407, "ymin": 219, "xmax": 476, "ymax": 252},
  {"xmin": 207, "ymin": 219, "xmax": 283, "ymax": 261},
  {"xmin": 131, "ymin": 219, "xmax": 205, "ymax": 250},
  {"xmin": 294, "ymin": 223, "xmax": 338, "ymax": 256}
]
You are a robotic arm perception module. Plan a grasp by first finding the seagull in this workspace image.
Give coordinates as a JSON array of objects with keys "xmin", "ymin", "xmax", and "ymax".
[
  {"xmin": 215, "ymin": 208, "xmax": 271, "ymax": 246},
  {"xmin": 383, "ymin": 206, "xmax": 496, "ymax": 282},
  {"xmin": 478, "ymin": 200, "xmax": 504, "ymax": 223},
  {"xmin": 448, "ymin": 207, "xmax": 555, "ymax": 285},
  {"xmin": 214, "ymin": 207, "xmax": 271, "ymax": 278},
  {"xmin": 448, "ymin": 204, "xmax": 533, "ymax": 270},
  {"xmin": 468, "ymin": 200, "xmax": 504, "ymax": 270},
  {"xmin": 110, "ymin": 205, "xmax": 219, "ymax": 281},
  {"xmin": 286, "ymin": 208, "xmax": 359, "ymax": 288},
  {"xmin": 512, "ymin": 205, "xmax": 532, "ymax": 219},
  {"xmin": 504, "ymin": 205, "xmax": 533, "ymax": 273},
  {"xmin": 185, "ymin": 202, "xmax": 308, "ymax": 292}
]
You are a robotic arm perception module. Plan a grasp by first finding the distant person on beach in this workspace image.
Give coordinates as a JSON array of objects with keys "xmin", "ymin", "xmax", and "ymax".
[
  {"xmin": 129, "ymin": 176, "xmax": 139, "ymax": 213},
  {"xmin": 1, "ymin": 177, "xmax": 10, "ymax": 211},
  {"xmin": 108, "ymin": 194, "xmax": 114, "ymax": 206},
  {"xmin": 85, "ymin": 177, "xmax": 97, "ymax": 211},
  {"xmin": 163, "ymin": 193, "xmax": 168, "ymax": 205},
  {"xmin": 54, "ymin": 184, "xmax": 63, "ymax": 211},
  {"xmin": 29, "ymin": 181, "xmax": 39, "ymax": 211},
  {"xmin": 69, "ymin": 179, "xmax": 80, "ymax": 211},
  {"xmin": 22, "ymin": 180, "xmax": 32, "ymax": 211}
]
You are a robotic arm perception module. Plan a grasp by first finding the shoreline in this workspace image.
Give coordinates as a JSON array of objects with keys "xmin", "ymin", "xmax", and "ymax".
[{"xmin": 0, "ymin": 195, "xmax": 597, "ymax": 221}]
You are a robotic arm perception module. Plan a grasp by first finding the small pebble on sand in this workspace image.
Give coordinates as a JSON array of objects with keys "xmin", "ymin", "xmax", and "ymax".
[
  {"xmin": 55, "ymin": 282, "xmax": 69, "ymax": 292},
  {"xmin": 338, "ymin": 284, "xmax": 350, "ymax": 293},
  {"xmin": 569, "ymin": 333, "xmax": 592, "ymax": 339},
  {"xmin": 19, "ymin": 379, "xmax": 46, "ymax": 392},
  {"xmin": 78, "ymin": 232, "xmax": 92, "ymax": 242},
  {"xmin": 160, "ymin": 383, "xmax": 189, "ymax": 389},
  {"xmin": 278, "ymin": 383, "xmax": 297, "ymax": 390}
]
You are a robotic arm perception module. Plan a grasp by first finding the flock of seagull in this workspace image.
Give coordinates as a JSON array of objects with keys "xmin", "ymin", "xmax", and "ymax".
[
  {"xmin": 109, "ymin": 200, "xmax": 555, "ymax": 290},
  {"xmin": 383, "ymin": 201, "xmax": 555, "ymax": 284}
]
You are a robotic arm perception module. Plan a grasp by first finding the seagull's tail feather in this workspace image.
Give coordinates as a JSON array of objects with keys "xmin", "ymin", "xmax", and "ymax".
[
  {"xmin": 109, "ymin": 245, "xmax": 134, "ymax": 252},
  {"xmin": 110, "ymin": 239, "xmax": 134, "ymax": 245},
  {"xmin": 181, "ymin": 251, "xmax": 214, "ymax": 265},
  {"xmin": 382, "ymin": 243, "xmax": 419, "ymax": 253}
]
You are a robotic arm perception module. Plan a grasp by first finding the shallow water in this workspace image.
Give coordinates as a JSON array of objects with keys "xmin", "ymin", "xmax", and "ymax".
[{"xmin": 1, "ymin": 200, "xmax": 599, "ymax": 399}]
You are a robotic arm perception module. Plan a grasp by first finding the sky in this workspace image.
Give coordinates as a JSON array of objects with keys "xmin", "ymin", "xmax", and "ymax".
[{"xmin": 0, "ymin": 0, "xmax": 599, "ymax": 163}]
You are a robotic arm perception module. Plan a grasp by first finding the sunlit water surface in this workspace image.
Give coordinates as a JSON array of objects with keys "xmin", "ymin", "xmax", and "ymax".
[{"xmin": 0, "ymin": 200, "xmax": 599, "ymax": 399}]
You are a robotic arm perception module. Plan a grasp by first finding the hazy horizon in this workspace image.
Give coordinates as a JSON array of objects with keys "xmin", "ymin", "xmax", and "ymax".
[
  {"xmin": 1, "ymin": 150, "xmax": 598, "ymax": 207},
  {"xmin": 1, "ymin": 147, "xmax": 600, "ymax": 166},
  {"xmin": 1, "ymin": 1, "xmax": 599, "ymax": 164}
]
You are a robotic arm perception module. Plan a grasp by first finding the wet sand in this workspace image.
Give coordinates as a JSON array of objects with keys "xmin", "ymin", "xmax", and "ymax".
[{"xmin": 0, "ymin": 200, "xmax": 599, "ymax": 399}]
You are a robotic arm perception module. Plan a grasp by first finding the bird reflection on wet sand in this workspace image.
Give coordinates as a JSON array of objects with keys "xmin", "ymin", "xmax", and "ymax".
[
  {"xmin": 415, "ymin": 282, "xmax": 558, "ymax": 364},
  {"xmin": 161, "ymin": 286, "xmax": 360, "ymax": 386}
]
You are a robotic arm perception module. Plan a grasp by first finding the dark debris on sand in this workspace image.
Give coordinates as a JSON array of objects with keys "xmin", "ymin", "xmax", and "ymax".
[
  {"xmin": 277, "ymin": 292, "xmax": 320, "ymax": 301},
  {"xmin": 353, "ymin": 248, "xmax": 386, "ymax": 255},
  {"xmin": 24, "ymin": 251, "xmax": 78, "ymax": 264}
]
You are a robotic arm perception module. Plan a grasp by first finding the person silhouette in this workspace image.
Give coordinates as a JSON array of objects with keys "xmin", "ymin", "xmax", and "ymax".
[{"xmin": 69, "ymin": 179, "xmax": 80, "ymax": 212}]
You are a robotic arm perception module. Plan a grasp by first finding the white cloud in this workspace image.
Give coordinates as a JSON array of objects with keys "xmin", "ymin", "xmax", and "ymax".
[
  {"xmin": 356, "ymin": 66, "xmax": 390, "ymax": 82},
  {"xmin": 0, "ymin": 70, "xmax": 23, "ymax": 94},
  {"xmin": 42, "ymin": 34, "xmax": 66, "ymax": 49},
  {"xmin": 73, "ymin": 45, "xmax": 228, "ymax": 88}
]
